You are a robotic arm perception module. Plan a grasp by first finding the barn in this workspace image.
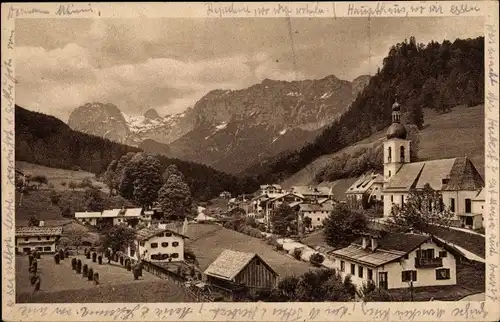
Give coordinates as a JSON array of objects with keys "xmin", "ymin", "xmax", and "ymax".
[{"xmin": 204, "ymin": 249, "xmax": 279, "ymax": 299}]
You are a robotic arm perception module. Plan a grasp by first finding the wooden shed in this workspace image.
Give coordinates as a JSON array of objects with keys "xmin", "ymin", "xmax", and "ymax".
[{"xmin": 204, "ymin": 249, "xmax": 278, "ymax": 299}]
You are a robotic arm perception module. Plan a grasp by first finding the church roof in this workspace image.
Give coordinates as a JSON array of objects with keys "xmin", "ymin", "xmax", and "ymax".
[
  {"xmin": 474, "ymin": 188, "xmax": 485, "ymax": 201},
  {"xmin": 385, "ymin": 157, "xmax": 484, "ymax": 192},
  {"xmin": 386, "ymin": 123, "xmax": 407, "ymax": 140}
]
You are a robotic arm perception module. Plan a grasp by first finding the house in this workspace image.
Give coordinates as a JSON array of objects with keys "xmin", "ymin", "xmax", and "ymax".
[
  {"xmin": 260, "ymin": 184, "xmax": 284, "ymax": 195},
  {"xmin": 204, "ymin": 249, "xmax": 279, "ymax": 298},
  {"xmin": 75, "ymin": 211, "xmax": 103, "ymax": 226},
  {"xmin": 379, "ymin": 99, "xmax": 484, "ymax": 228},
  {"xmin": 297, "ymin": 202, "xmax": 335, "ymax": 229},
  {"xmin": 15, "ymin": 225, "xmax": 63, "ymax": 254},
  {"xmin": 346, "ymin": 172, "xmax": 384, "ymax": 207},
  {"xmin": 289, "ymin": 186, "xmax": 332, "ymax": 201},
  {"xmin": 330, "ymin": 230, "xmax": 461, "ymax": 290},
  {"xmin": 128, "ymin": 227, "xmax": 189, "ymax": 263},
  {"xmin": 470, "ymin": 188, "xmax": 485, "ymax": 230},
  {"xmin": 219, "ymin": 191, "xmax": 232, "ymax": 199}
]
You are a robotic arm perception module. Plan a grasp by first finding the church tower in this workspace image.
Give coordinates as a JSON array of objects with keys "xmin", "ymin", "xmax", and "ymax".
[{"xmin": 383, "ymin": 98, "xmax": 411, "ymax": 185}]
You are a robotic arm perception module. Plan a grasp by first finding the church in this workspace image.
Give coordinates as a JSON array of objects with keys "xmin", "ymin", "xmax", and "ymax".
[{"xmin": 348, "ymin": 100, "xmax": 485, "ymax": 230}]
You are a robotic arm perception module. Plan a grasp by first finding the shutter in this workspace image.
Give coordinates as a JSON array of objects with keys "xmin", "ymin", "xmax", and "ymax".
[
  {"xmin": 401, "ymin": 271, "xmax": 406, "ymax": 282},
  {"xmin": 412, "ymin": 271, "xmax": 417, "ymax": 282},
  {"xmin": 416, "ymin": 250, "xmax": 421, "ymax": 258}
]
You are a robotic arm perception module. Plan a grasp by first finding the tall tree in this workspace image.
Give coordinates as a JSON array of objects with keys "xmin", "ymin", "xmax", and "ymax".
[
  {"xmin": 85, "ymin": 187, "xmax": 105, "ymax": 212},
  {"xmin": 390, "ymin": 183, "xmax": 454, "ymax": 232},
  {"xmin": 157, "ymin": 174, "xmax": 192, "ymax": 220},
  {"xmin": 270, "ymin": 204, "xmax": 297, "ymax": 236},
  {"xmin": 323, "ymin": 203, "xmax": 367, "ymax": 248},
  {"xmin": 163, "ymin": 164, "xmax": 184, "ymax": 182},
  {"xmin": 103, "ymin": 160, "xmax": 118, "ymax": 194},
  {"xmin": 132, "ymin": 155, "xmax": 163, "ymax": 209},
  {"xmin": 100, "ymin": 225, "xmax": 136, "ymax": 253}
]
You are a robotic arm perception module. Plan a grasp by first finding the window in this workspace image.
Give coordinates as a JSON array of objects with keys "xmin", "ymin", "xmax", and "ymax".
[
  {"xmin": 161, "ymin": 242, "xmax": 169, "ymax": 247},
  {"xmin": 150, "ymin": 243, "xmax": 158, "ymax": 248},
  {"xmin": 417, "ymin": 249, "xmax": 435, "ymax": 259},
  {"xmin": 401, "ymin": 195, "xmax": 405, "ymax": 205},
  {"xmin": 340, "ymin": 261, "xmax": 345, "ymax": 272},
  {"xmin": 400, "ymin": 146, "xmax": 405, "ymax": 162},
  {"xmin": 37, "ymin": 236, "xmax": 41, "ymax": 241},
  {"xmin": 388, "ymin": 147, "xmax": 392, "ymax": 163},
  {"xmin": 401, "ymin": 270, "xmax": 417, "ymax": 282},
  {"xmin": 403, "ymin": 254, "xmax": 409, "ymax": 260},
  {"xmin": 439, "ymin": 251, "xmax": 447, "ymax": 258},
  {"xmin": 317, "ymin": 218, "xmax": 320, "ymax": 221},
  {"xmin": 151, "ymin": 254, "xmax": 158, "ymax": 260},
  {"xmin": 465, "ymin": 198, "xmax": 472, "ymax": 213},
  {"xmin": 439, "ymin": 197, "xmax": 444, "ymax": 212},
  {"xmin": 43, "ymin": 246, "xmax": 51, "ymax": 251},
  {"xmin": 350, "ymin": 264, "xmax": 355, "ymax": 275},
  {"xmin": 24, "ymin": 238, "xmax": 29, "ymax": 242},
  {"xmin": 436, "ymin": 268, "xmax": 450, "ymax": 280},
  {"xmin": 172, "ymin": 242, "xmax": 179, "ymax": 247},
  {"xmin": 388, "ymin": 170, "xmax": 392, "ymax": 178},
  {"xmin": 358, "ymin": 266, "xmax": 364, "ymax": 278},
  {"xmin": 140, "ymin": 241, "xmax": 145, "ymax": 246},
  {"xmin": 46, "ymin": 236, "xmax": 51, "ymax": 240},
  {"xmin": 367, "ymin": 269, "xmax": 373, "ymax": 280},
  {"xmin": 450, "ymin": 198, "xmax": 456, "ymax": 212},
  {"xmin": 171, "ymin": 253, "xmax": 179, "ymax": 258},
  {"xmin": 390, "ymin": 195, "xmax": 394, "ymax": 203}
]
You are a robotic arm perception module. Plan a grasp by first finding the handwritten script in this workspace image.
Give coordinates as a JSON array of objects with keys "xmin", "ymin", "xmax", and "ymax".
[{"xmin": 7, "ymin": 4, "xmax": 100, "ymax": 19}]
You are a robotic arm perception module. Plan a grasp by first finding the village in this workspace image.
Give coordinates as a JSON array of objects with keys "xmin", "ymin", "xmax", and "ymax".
[{"xmin": 15, "ymin": 100, "xmax": 486, "ymax": 303}]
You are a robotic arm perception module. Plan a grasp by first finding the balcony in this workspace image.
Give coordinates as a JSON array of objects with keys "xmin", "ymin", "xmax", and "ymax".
[{"xmin": 415, "ymin": 257, "xmax": 443, "ymax": 268}]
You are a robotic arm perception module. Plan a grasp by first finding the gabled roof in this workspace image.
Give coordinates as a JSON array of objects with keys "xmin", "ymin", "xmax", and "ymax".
[
  {"xmin": 102, "ymin": 209, "xmax": 121, "ymax": 217},
  {"xmin": 204, "ymin": 249, "xmax": 278, "ymax": 281},
  {"xmin": 385, "ymin": 157, "xmax": 483, "ymax": 192},
  {"xmin": 16, "ymin": 226, "xmax": 63, "ymax": 237},
  {"xmin": 290, "ymin": 186, "xmax": 331, "ymax": 196},
  {"xmin": 346, "ymin": 172, "xmax": 383, "ymax": 194},
  {"xmin": 331, "ymin": 232, "xmax": 432, "ymax": 267},
  {"xmin": 125, "ymin": 208, "xmax": 142, "ymax": 217},
  {"xmin": 136, "ymin": 227, "xmax": 189, "ymax": 241},
  {"xmin": 268, "ymin": 192, "xmax": 304, "ymax": 203},
  {"xmin": 75, "ymin": 212, "xmax": 103, "ymax": 218}
]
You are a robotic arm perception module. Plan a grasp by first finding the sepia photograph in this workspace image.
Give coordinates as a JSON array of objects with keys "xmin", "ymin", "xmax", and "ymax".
[{"xmin": 5, "ymin": 3, "xmax": 494, "ymax": 311}]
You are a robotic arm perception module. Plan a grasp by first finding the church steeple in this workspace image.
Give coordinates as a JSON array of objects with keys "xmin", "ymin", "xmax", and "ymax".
[{"xmin": 386, "ymin": 96, "xmax": 407, "ymax": 140}]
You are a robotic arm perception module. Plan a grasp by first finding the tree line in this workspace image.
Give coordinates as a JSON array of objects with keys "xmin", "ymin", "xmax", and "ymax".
[{"xmin": 244, "ymin": 36, "xmax": 484, "ymax": 183}]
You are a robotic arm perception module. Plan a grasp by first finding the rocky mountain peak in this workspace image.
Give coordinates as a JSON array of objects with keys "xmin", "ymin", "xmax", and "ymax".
[{"xmin": 144, "ymin": 108, "xmax": 161, "ymax": 120}]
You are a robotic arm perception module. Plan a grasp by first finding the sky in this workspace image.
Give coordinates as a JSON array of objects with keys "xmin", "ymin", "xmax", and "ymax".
[{"xmin": 15, "ymin": 17, "xmax": 484, "ymax": 122}]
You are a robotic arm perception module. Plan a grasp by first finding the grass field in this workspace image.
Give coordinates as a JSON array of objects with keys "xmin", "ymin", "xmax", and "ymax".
[
  {"xmin": 281, "ymin": 104, "xmax": 484, "ymax": 188},
  {"xmin": 16, "ymin": 254, "xmax": 194, "ymax": 303},
  {"xmin": 185, "ymin": 224, "xmax": 317, "ymax": 278},
  {"xmin": 16, "ymin": 161, "xmax": 108, "ymax": 192}
]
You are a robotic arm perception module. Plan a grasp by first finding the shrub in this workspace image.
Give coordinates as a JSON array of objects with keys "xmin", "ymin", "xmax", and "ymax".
[
  {"xmin": 126, "ymin": 260, "xmax": 132, "ymax": 271},
  {"xmin": 293, "ymin": 248, "xmax": 303, "ymax": 260},
  {"xmin": 184, "ymin": 249, "xmax": 197, "ymax": 262},
  {"xmin": 71, "ymin": 257, "xmax": 77, "ymax": 270},
  {"xmin": 82, "ymin": 264, "xmax": 88, "ymax": 277},
  {"xmin": 76, "ymin": 260, "xmax": 82, "ymax": 273},
  {"xmin": 310, "ymin": 253, "xmax": 325, "ymax": 266},
  {"xmin": 54, "ymin": 253, "xmax": 60, "ymax": 264},
  {"xmin": 120, "ymin": 257, "xmax": 124, "ymax": 266},
  {"xmin": 276, "ymin": 244, "xmax": 284, "ymax": 251},
  {"xmin": 92, "ymin": 252, "xmax": 97, "ymax": 262},
  {"xmin": 50, "ymin": 191, "xmax": 61, "ymax": 205},
  {"xmin": 59, "ymin": 249, "xmax": 64, "ymax": 260},
  {"xmin": 88, "ymin": 268, "xmax": 94, "ymax": 281},
  {"xmin": 86, "ymin": 252, "xmax": 91, "ymax": 259},
  {"xmin": 98, "ymin": 255, "xmax": 102, "ymax": 265}
]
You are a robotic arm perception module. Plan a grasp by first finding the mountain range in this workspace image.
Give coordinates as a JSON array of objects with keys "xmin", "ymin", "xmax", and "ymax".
[{"xmin": 67, "ymin": 74, "xmax": 371, "ymax": 174}]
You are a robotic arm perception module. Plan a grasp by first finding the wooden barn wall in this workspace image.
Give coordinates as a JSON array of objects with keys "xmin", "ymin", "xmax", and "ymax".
[{"xmin": 235, "ymin": 257, "xmax": 276, "ymax": 288}]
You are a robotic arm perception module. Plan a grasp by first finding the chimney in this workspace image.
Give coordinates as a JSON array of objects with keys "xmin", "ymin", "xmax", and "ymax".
[
  {"xmin": 370, "ymin": 237, "xmax": 378, "ymax": 251},
  {"xmin": 361, "ymin": 237, "xmax": 368, "ymax": 249}
]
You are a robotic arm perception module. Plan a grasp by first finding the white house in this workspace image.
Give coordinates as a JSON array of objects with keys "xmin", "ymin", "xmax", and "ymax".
[
  {"xmin": 15, "ymin": 225, "xmax": 63, "ymax": 254},
  {"xmin": 260, "ymin": 184, "xmax": 284, "ymax": 195},
  {"xmin": 297, "ymin": 203, "xmax": 335, "ymax": 229},
  {"xmin": 330, "ymin": 231, "xmax": 461, "ymax": 290},
  {"xmin": 346, "ymin": 172, "xmax": 384, "ymax": 205},
  {"xmin": 128, "ymin": 227, "xmax": 189, "ymax": 263},
  {"xmin": 381, "ymin": 100, "xmax": 484, "ymax": 228},
  {"xmin": 289, "ymin": 186, "xmax": 332, "ymax": 201},
  {"xmin": 75, "ymin": 212, "xmax": 103, "ymax": 226}
]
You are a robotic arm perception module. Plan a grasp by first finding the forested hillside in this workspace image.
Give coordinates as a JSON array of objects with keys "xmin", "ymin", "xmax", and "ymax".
[
  {"xmin": 244, "ymin": 36, "xmax": 484, "ymax": 183},
  {"xmin": 15, "ymin": 105, "xmax": 141, "ymax": 174}
]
